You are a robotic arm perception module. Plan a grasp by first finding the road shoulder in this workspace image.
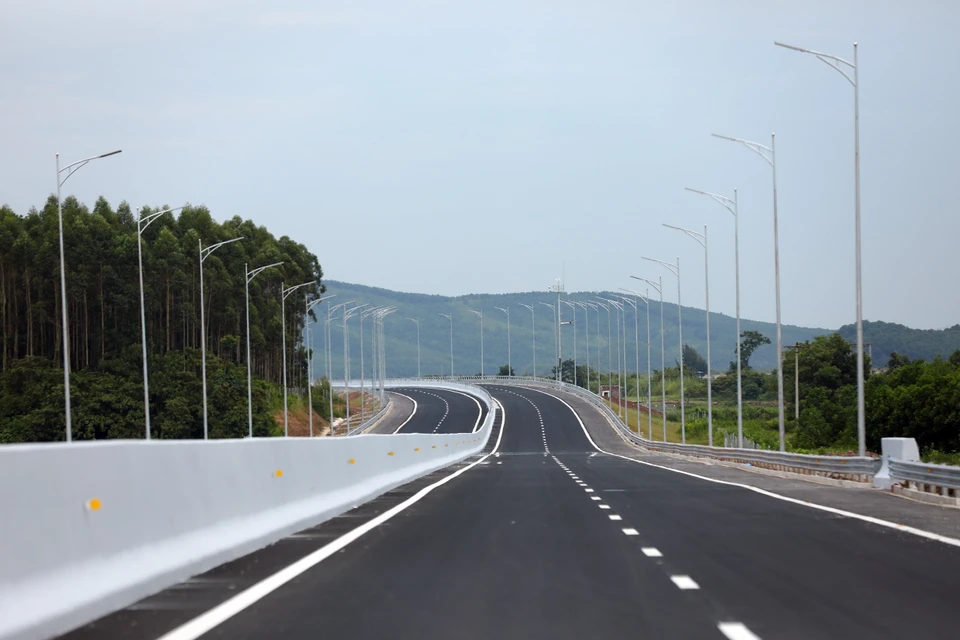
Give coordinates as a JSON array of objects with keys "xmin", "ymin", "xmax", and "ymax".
[{"xmin": 548, "ymin": 387, "xmax": 960, "ymax": 540}]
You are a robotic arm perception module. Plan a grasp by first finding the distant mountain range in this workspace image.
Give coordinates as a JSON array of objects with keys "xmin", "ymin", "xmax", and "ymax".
[{"xmin": 310, "ymin": 281, "xmax": 960, "ymax": 379}]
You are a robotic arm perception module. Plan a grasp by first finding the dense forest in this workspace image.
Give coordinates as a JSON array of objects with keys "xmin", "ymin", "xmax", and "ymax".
[{"xmin": 0, "ymin": 196, "xmax": 323, "ymax": 442}]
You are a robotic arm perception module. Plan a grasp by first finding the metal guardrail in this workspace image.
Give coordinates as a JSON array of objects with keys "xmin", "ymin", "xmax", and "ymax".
[
  {"xmin": 437, "ymin": 375, "xmax": 881, "ymax": 482},
  {"xmin": 890, "ymin": 459, "xmax": 960, "ymax": 496}
]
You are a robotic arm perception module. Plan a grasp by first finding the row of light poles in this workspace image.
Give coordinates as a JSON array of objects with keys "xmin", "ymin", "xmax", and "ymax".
[{"xmin": 630, "ymin": 40, "xmax": 863, "ymax": 454}]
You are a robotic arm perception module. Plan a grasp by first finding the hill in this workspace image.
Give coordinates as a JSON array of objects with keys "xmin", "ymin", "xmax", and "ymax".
[{"xmin": 315, "ymin": 282, "xmax": 960, "ymax": 380}]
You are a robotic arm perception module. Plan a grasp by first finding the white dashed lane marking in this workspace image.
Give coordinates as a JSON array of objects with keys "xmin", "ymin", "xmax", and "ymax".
[
  {"xmin": 641, "ymin": 548, "xmax": 662, "ymax": 558},
  {"xmin": 670, "ymin": 576, "xmax": 700, "ymax": 590},
  {"xmin": 622, "ymin": 528, "xmax": 639, "ymax": 536},
  {"xmin": 718, "ymin": 622, "xmax": 762, "ymax": 640},
  {"xmin": 609, "ymin": 515, "xmax": 622, "ymax": 521}
]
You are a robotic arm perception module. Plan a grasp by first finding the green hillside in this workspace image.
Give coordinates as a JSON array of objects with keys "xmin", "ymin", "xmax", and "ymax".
[
  {"xmin": 316, "ymin": 282, "xmax": 960, "ymax": 380},
  {"xmin": 315, "ymin": 281, "xmax": 826, "ymax": 379}
]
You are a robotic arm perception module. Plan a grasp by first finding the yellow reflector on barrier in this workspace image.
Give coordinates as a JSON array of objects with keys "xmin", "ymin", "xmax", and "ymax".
[
  {"xmin": 348, "ymin": 458, "xmax": 356, "ymax": 464},
  {"xmin": 274, "ymin": 469, "xmax": 283, "ymax": 478},
  {"xmin": 86, "ymin": 498, "xmax": 102, "ymax": 512}
]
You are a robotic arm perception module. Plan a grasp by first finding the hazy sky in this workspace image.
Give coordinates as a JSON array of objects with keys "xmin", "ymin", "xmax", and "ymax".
[{"xmin": 3, "ymin": 0, "xmax": 958, "ymax": 330}]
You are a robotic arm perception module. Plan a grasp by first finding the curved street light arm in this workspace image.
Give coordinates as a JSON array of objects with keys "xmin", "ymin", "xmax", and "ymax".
[
  {"xmin": 775, "ymin": 41, "xmax": 856, "ymax": 86},
  {"xmin": 201, "ymin": 236, "xmax": 244, "ymax": 262},
  {"xmin": 618, "ymin": 287, "xmax": 649, "ymax": 305},
  {"xmin": 663, "ymin": 223, "xmax": 706, "ymax": 248},
  {"xmin": 641, "ymin": 256, "xmax": 679, "ymax": 277},
  {"xmin": 138, "ymin": 205, "xmax": 185, "ymax": 235},
  {"xmin": 630, "ymin": 276, "xmax": 661, "ymax": 294},
  {"xmin": 247, "ymin": 261, "xmax": 283, "ymax": 284},
  {"xmin": 711, "ymin": 133, "xmax": 774, "ymax": 166},
  {"xmin": 685, "ymin": 187, "xmax": 736, "ymax": 217},
  {"xmin": 282, "ymin": 280, "xmax": 315, "ymax": 301},
  {"xmin": 58, "ymin": 149, "xmax": 122, "ymax": 188}
]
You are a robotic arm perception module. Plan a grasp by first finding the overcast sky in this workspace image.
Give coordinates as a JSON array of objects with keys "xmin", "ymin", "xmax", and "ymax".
[{"xmin": 2, "ymin": 0, "xmax": 958, "ymax": 330}]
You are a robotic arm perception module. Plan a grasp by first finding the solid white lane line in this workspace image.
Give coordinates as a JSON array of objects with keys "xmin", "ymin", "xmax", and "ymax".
[
  {"xmin": 718, "ymin": 622, "xmax": 762, "ymax": 640},
  {"xmin": 599, "ymin": 505, "xmax": 610, "ymax": 510},
  {"xmin": 521, "ymin": 386, "xmax": 960, "ymax": 550},
  {"xmin": 671, "ymin": 576, "xmax": 700, "ymax": 590},
  {"xmin": 157, "ymin": 400, "xmax": 508, "ymax": 640},
  {"xmin": 641, "ymin": 547, "xmax": 662, "ymax": 557},
  {"xmin": 622, "ymin": 528, "xmax": 639, "ymax": 536},
  {"xmin": 609, "ymin": 515, "xmax": 622, "ymax": 521},
  {"xmin": 390, "ymin": 392, "xmax": 419, "ymax": 434}
]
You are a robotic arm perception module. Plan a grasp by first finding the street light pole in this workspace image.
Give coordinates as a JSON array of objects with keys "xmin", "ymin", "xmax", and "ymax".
[
  {"xmin": 439, "ymin": 313, "xmax": 453, "ymax": 377},
  {"xmin": 407, "ymin": 318, "xmax": 421, "ymax": 378},
  {"xmin": 55, "ymin": 148, "xmax": 122, "ymax": 441},
  {"xmin": 641, "ymin": 256, "xmax": 685, "ymax": 442},
  {"xmin": 342, "ymin": 304, "xmax": 368, "ymax": 431},
  {"xmin": 137, "ymin": 205, "xmax": 184, "ymax": 439},
  {"xmin": 519, "ymin": 304, "xmax": 535, "ymax": 378},
  {"xmin": 539, "ymin": 302, "xmax": 557, "ymax": 380},
  {"xmin": 621, "ymin": 288, "xmax": 653, "ymax": 440},
  {"xmin": 775, "ymin": 40, "xmax": 865, "ymax": 457},
  {"xmin": 663, "ymin": 223, "xmax": 713, "ymax": 446},
  {"xmin": 327, "ymin": 301, "xmax": 350, "ymax": 435},
  {"xmin": 633, "ymin": 276, "xmax": 664, "ymax": 441},
  {"xmin": 616, "ymin": 296, "xmax": 640, "ymax": 434},
  {"xmin": 199, "ymin": 236, "xmax": 244, "ymax": 439},
  {"xmin": 686, "ymin": 187, "xmax": 743, "ymax": 447},
  {"xmin": 562, "ymin": 301, "xmax": 578, "ymax": 387},
  {"xmin": 281, "ymin": 281, "xmax": 315, "ymax": 437},
  {"xmin": 601, "ymin": 298, "xmax": 625, "ymax": 418},
  {"xmin": 306, "ymin": 296, "xmax": 331, "ymax": 437},
  {"xmin": 469, "ymin": 310, "xmax": 484, "ymax": 377},
  {"xmin": 713, "ymin": 131, "xmax": 786, "ymax": 452},
  {"xmin": 245, "ymin": 261, "xmax": 284, "ymax": 438},
  {"xmin": 596, "ymin": 301, "xmax": 612, "ymax": 402},
  {"xmin": 496, "ymin": 307, "xmax": 511, "ymax": 377}
]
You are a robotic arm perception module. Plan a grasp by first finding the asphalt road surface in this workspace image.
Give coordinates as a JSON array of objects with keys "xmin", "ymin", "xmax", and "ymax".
[
  {"xmin": 61, "ymin": 385, "xmax": 960, "ymax": 639},
  {"xmin": 387, "ymin": 387, "xmax": 487, "ymax": 434}
]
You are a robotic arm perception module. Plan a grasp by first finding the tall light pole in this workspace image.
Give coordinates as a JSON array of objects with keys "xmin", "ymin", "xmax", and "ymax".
[
  {"xmin": 618, "ymin": 295, "xmax": 641, "ymax": 434},
  {"xmin": 713, "ymin": 131, "xmax": 785, "ymax": 452},
  {"xmin": 641, "ymin": 256, "xmax": 686, "ymax": 443},
  {"xmin": 687, "ymin": 187, "xmax": 743, "ymax": 447},
  {"xmin": 245, "ymin": 261, "xmax": 284, "ymax": 438},
  {"xmin": 580, "ymin": 301, "xmax": 597, "ymax": 392},
  {"xmin": 562, "ymin": 301, "xmax": 579, "ymax": 387},
  {"xmin": 519, "ymin": 304, "xmax": 535, "ymax": 377},
  {"xmin": 342, "ymin": 303, "xmax": 368, "ymax": 430},
  {"xmin": 439, "ymin": 313, "xmax": 453, "ymax": 377},
  {"xmin": 305, "ymin": 296, "xmax": 331, "ymax": 437},
  {"xmin": 539, "ymin": 302, "xmax": 557, "ymax": 380},
  {"xmin": 469, "ymin": 309, "xmax": 484, "ymax": 377},
  {"xmin": 281, "ymin": 281, "xmax": 314, "ymax": 437},
  {"xmin": 664, "ymin": 223, "xmax": 713, "ymax": 446},
  {"xmin": 775, "ymin": 40, "xmax": 865, "ymax": 457},
  {"xmin": 407, "ymin": 318, "xmax": 421, "ymax": 378},
  {"xmin": 596, "ymin": 300, "xmax": 612, "ymax": 401},
  {"xmin": 496, "ymin": 307, "xmax": 511, "ymax": 376},
  {"xmin": 550, "ymin": 279, "xmax": 564, "ymax": 381},
  {"xmin": 632, "ymin": 276, "xmax": 665, "ymax": 441},
  {"xmin": 55, "ymin": 148, "xmax": 122, "ymax": 441},
  {"xmin": 137, "ymin": 205, "xmax": 184, "ymax": 439},
  {"xmin": 601, "ymin": 298, "xmax": 625, "ymax": 418},
  {"xmin": 199, "ymin": 236, "xmax": 244, "ymax": 439},
  {"xmin": 359, "ymin": 306, "xmax": 385, "ymax": 424},
  {"xmin": 327, "ymin": 301, "xmax": 350, "ymax": 434},
  {"xmin": 621, "ymin": 287, "xmax": 653, "ymax": 439}
]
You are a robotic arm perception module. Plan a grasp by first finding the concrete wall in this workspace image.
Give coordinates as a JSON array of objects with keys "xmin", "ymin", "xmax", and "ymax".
[{"xmin": 0, "ymin": 384, "xmax": 493, "ymax": 640}]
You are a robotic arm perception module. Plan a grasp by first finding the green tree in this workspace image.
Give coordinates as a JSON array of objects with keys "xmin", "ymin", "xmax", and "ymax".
[
  {"xmin": 681, "ymin": 344, "xmax": 708, "ymax": 376},
  {"xmin": 736, "ymin": 330, "xmax": 771, "ymax": 371},
  {"xmin": 498, "ymin": 364, "xmax": 515, "ymax": 376}
]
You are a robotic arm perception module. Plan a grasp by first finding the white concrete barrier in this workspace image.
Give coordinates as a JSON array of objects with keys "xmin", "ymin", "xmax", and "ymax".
[{"xmin": 0, "ymin": 384, "xmax": 493, "ymax": 640}]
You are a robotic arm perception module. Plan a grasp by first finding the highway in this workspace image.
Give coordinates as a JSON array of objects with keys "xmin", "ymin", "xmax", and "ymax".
[{"xmin": 61, "ymin": 384, "xmax": 960, "ymax": 639}]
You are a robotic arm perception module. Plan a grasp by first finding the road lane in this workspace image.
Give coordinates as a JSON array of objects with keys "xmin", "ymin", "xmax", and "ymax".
[{"xmin": 391, "ymin": 387, "xmax": 485, "ymax": 434}]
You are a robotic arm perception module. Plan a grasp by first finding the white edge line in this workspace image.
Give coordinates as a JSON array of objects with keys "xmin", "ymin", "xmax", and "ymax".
[
  {"xmin": 391, "ymin": 392, "xmax": 419, "ymax": 434},
  {"xmin": 157, "ymin": 399, "xmax": 506, "ymax": 640},
  {"xmin": 520, "ymin": 386, "xmax": 960, "ymax": 550}
]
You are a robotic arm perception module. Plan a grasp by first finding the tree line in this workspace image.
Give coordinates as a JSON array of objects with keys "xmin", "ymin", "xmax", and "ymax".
[{"xmin": 0, "ymin": 196, "xmax": 324, "ymax": 441}]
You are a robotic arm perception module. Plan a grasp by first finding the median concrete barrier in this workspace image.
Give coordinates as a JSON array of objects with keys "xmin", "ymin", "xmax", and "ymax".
[{"xmin": 0, "ymin": 384, "xmax": 493, "ymax": 640}]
